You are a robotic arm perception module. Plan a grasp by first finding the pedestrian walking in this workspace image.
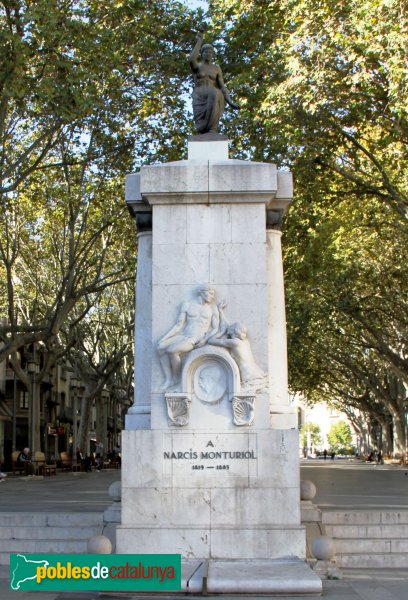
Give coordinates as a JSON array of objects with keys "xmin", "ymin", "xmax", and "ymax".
[{"xmin": 95, "ymin": 441, "xmax": 103, "ymax": 472}]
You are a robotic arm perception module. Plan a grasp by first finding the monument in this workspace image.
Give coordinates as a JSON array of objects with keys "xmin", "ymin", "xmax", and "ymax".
[{"xmin": 116, "ymin": 34, "xmax": 322, "ymax": 595}]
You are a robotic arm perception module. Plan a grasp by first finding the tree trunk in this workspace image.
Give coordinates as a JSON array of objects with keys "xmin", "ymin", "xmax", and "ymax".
[
  {"xmin": 95, "ymin": 395, "xmax": 108, "ymax": 457},
  {"xmin": 391, "ymin": 410, "xmax": 406, "ymax": 456},
  {"xmin": 77, "ymin": 392, "xmax": 92, "ymax": 456}
]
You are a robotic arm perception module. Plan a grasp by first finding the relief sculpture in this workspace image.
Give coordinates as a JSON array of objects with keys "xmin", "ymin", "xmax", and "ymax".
[
  {"xmin": 158, "ymin": 285, "xmax": 267, "ymax": 427},
  {"xmin": 157, "ymin": 285, "xmax": 220, "ymax": 390},
  {"xmin": 208, "ymin": 304, "xmax": 267, "ymax": 394},
  {"xmin": 194, "ymin": 361, "xmax": 227, "ymax": 404},
  {"xmin": 165, "ymin": 394, "xmax": 191, "ymax": 427}
]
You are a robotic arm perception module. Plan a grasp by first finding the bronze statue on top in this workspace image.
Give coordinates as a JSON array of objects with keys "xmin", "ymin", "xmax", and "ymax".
[{"xmin": 189, "ymin": 31, "xmax": 240, "ymax": 135}]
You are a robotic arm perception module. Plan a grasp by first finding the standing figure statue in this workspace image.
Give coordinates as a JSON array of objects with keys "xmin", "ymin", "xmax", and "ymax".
[
  {"xmin": 157, "ymin": 285, "xmax": 221, "ymax": 389},
  {"xmin": 190, "ymin": 31, "xmax": 240, "ymax": 135}
]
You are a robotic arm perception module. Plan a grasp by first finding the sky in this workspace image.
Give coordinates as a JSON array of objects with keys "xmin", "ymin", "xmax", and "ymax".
[{"xmin": 185, "ymin": 0, "xmax": 208, "ymax": 9}]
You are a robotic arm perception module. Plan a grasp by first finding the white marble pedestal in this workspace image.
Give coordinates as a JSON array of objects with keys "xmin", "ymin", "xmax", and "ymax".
[{"xmin": 117, "ymin": 139, "xmax": 322, "ymax": 594}]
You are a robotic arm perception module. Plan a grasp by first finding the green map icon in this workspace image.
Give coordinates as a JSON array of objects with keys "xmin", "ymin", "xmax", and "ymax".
[
  {"xmin": 10, "ymin": 554, "xmax": 50, "ymax": 590},
  {"xmin": 9, "ymin": 553, "xmax": 181, "ymax": 591}
]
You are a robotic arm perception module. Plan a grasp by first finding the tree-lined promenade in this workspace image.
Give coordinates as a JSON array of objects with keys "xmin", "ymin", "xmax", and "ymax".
[{"xmin": 0, "ymin": 1, "xmax": 407, "ymax": 457}]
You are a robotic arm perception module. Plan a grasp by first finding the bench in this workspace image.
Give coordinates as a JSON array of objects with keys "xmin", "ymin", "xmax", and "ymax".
[
  {"xmin": 399, "ymin": 454, "xmax": 408, "ymax": 466},
  {"xmin": 59, "ymin": 451, "xmax": 72, "ymax": 470},
  {"xmin": 60, "ymin": 451, "xmax": 81, "ymax": 472},
  {"xmin": 109, "ymin": 457, "xmax": 121, "ymax": 469},
  {"xmin": 34, "ymin": 452, "xmax": 57, "ymax": 476}
]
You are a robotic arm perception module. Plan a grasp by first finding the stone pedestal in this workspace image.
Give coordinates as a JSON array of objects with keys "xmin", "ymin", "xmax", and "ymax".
[{"xmin": 117, "ymin": 140, "xmax": 321, "ymax": 594}]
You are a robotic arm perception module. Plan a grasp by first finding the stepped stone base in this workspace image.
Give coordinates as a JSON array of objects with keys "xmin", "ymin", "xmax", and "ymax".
[
  {"xmin": 322, "ymin": 509, "xmax": 408, "ymax": 570},
  {"xmin": 336, "ymin": 553, "xmax": 408, "ymax": 569},
  {"xmin": 0, "ymin": 512, "xmax": 103, "ymax": 565}
]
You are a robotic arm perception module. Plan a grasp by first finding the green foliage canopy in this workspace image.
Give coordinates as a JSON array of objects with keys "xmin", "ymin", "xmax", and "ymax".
[
  {"xmin": 327, "ymin": 420, "xmax": 353, "ymax": 454},
  {"xmin": 300, "ymin": 421, "xmax": 322, "ymax": 449},
  {"xmin": 207, "ymin": 0, "xmax": 408, "ymax": 453}
]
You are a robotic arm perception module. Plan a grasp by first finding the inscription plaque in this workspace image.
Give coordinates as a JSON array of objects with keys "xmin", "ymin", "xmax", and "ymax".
[{"xmin": 162, "ymin": 432, "xmax": 258, "ymax": 478}]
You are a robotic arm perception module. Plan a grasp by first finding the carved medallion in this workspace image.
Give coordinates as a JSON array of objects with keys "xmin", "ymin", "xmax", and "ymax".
[{"xmin": 194, "ymin": 361, "xmax": 227, "ymax": 404}]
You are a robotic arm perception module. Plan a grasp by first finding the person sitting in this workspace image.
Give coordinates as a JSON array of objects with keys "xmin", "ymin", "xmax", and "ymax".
[{"xmin": 17, "ymin": 447, "xmax": 35, "ymax": 475}]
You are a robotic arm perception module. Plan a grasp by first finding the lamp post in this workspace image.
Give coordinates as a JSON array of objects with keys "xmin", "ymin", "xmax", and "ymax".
[
  {"xmin": 70, "ymin": 376, "xmax": 79, "ymax": 466},
  {"xmin": 304, "ymin": 410, "xmax": 312, "ymax": 458},
  {"xmin": 404, "ymin": 398, "xmax": 408, "ymax": 465},
  {"xmin": 12, "ymin": 370, "xmax": 17, "ymax": 452},
  {"xmin": 27, "ymin": 351, "xmax": 40, "ymax": 453}
]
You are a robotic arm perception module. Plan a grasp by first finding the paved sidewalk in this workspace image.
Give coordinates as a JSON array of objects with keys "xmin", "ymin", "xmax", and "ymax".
[
  {"xmin": 0, "ymin": 469, "xmax": 120, "ymax": 512},
  {"xmin": 1, "ymin": 460, "xmax": 407, "ymax": 512},
  {"xmin": 0, "ymin": 461, "xmax": 407, "ymax": 599},
  {"xmin": 301, "ymin": 459, "xmax": 408, "ymax": 509}
]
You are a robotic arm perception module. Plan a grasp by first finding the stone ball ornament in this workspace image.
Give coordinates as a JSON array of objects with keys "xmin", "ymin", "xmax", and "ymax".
[
  {"xmin": 311, "ymin": 536, "xmax": 336, "ymax": 561},
  {"xmin": 300, "ymin": 479, "xmax": 317, "ymax": 501},
  {"xmin": 87, "ymin": 535, "xmax": 112, "ymax": 554},
  {"xmin": 108, "ymin": 480, "xmax": 121, "ymax": 502}
]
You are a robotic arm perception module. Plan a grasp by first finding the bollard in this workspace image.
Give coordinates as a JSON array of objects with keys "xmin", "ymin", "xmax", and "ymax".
[{"xmin": 87, "ymin": 534, "xmax": 112, "ymax": 554}]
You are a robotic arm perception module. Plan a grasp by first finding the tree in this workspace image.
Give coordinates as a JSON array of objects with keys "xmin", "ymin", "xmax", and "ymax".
[
  {"xmin": 0, "ymin": 0, "xmax": 196, "ymax": 204},
  {"xmin": 0, "ymin": 0, "xmax": 202, "ymax": 453},
  {"xmin": 300, "ymin": 422, "xmax": 322, "ymax": 454},
  {"xmin": 0, "ymin": 152, "xmax": 137, "ymax": 451},
  {"xmin": 327, "ymin": 421, "xmax": 353, "ymax": 455},
  {"xmin": 0, "ymin": 0, "xmax": 203, "ymax": 358},
  {"xmin": 206, "ymin": 0, "xmax": 408, "ymax": 454},
  {"xmin": 68, "ymin": 278, "xmax": 135, "ymax": 454},
  {"xmin": 210, "ymin": 0, "xmax": 407, "ymax": 216}
]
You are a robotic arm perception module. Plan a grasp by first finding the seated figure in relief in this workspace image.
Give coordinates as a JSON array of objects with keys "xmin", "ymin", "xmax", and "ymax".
[
  {"xmin": 157, "ymin": 285, "xmax": 220, "ymax": 390},
  {"xmin": 209, "ymin": 307, "xmax": 266, "ymax": 391}
]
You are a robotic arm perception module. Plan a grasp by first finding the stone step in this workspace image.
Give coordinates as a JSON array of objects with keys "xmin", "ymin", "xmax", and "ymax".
[
  {"xmin": 336, "ymin": 553, "xmax": 408, "ymax": 569},
  {"xmin": 0, "ymin": 514, "xmax": 47, "ymax": 527},
  {"xmin": 0, "ymin": 540, "xmax": 88, "ymax": 565},
  {"xmin": 334, "ymin": 538, "xmax": 408, "ymax": 554},
  {"xmin": 0, "ymin": 512, "xmax": 104, "ymax": 566},
  {"xmin": 322, "ymin": 510, "xmax": 408, "ymax": 526},
  {"xmin": 325, "ymin": 523, "xmax": 408, "ymax": 539},
  {"xmin": 0, "ymin": 512, "xmax": 103, "ymax": 527},
  {"xmin": 0, "ymin": 525, "xmax": 101, "ymax": 540}
]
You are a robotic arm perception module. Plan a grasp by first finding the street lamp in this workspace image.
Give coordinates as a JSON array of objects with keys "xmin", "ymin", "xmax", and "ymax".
[
  {"xmin": 70, "ymin": 376, "xmax": 79, "ymax": 466},
  {"xmin": 303, "ymin": 410, "xmax": 312, "ymax": 458},
  {"xmin": 404, "ymin": 398, "xmax": 408, "ymax": 465},
  {"xmin": 27, "ymin": 351, "xmax": 40, "ymax": 454},
  {"xmin": 12, "ymin": 369, "xmax": 17, "ymax": 452}
]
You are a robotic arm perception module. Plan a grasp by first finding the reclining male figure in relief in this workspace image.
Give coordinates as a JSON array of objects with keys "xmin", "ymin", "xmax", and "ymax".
[
  {"xmin": 157, "ymin": 286, "xmax": 266, "ymax": 394},
  {"xmin": 157, "ymin": 285, "xmax": 220, "ymax": 390}
]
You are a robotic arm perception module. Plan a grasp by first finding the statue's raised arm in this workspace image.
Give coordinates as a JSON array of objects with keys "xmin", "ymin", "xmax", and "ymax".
[
  {"xmin": 189, "ymin": 32, "xmax": 240, "ymax": 135},
  {"xmin": 189, "ymin": 31, "xmax": 204, "ymax": 73}
]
